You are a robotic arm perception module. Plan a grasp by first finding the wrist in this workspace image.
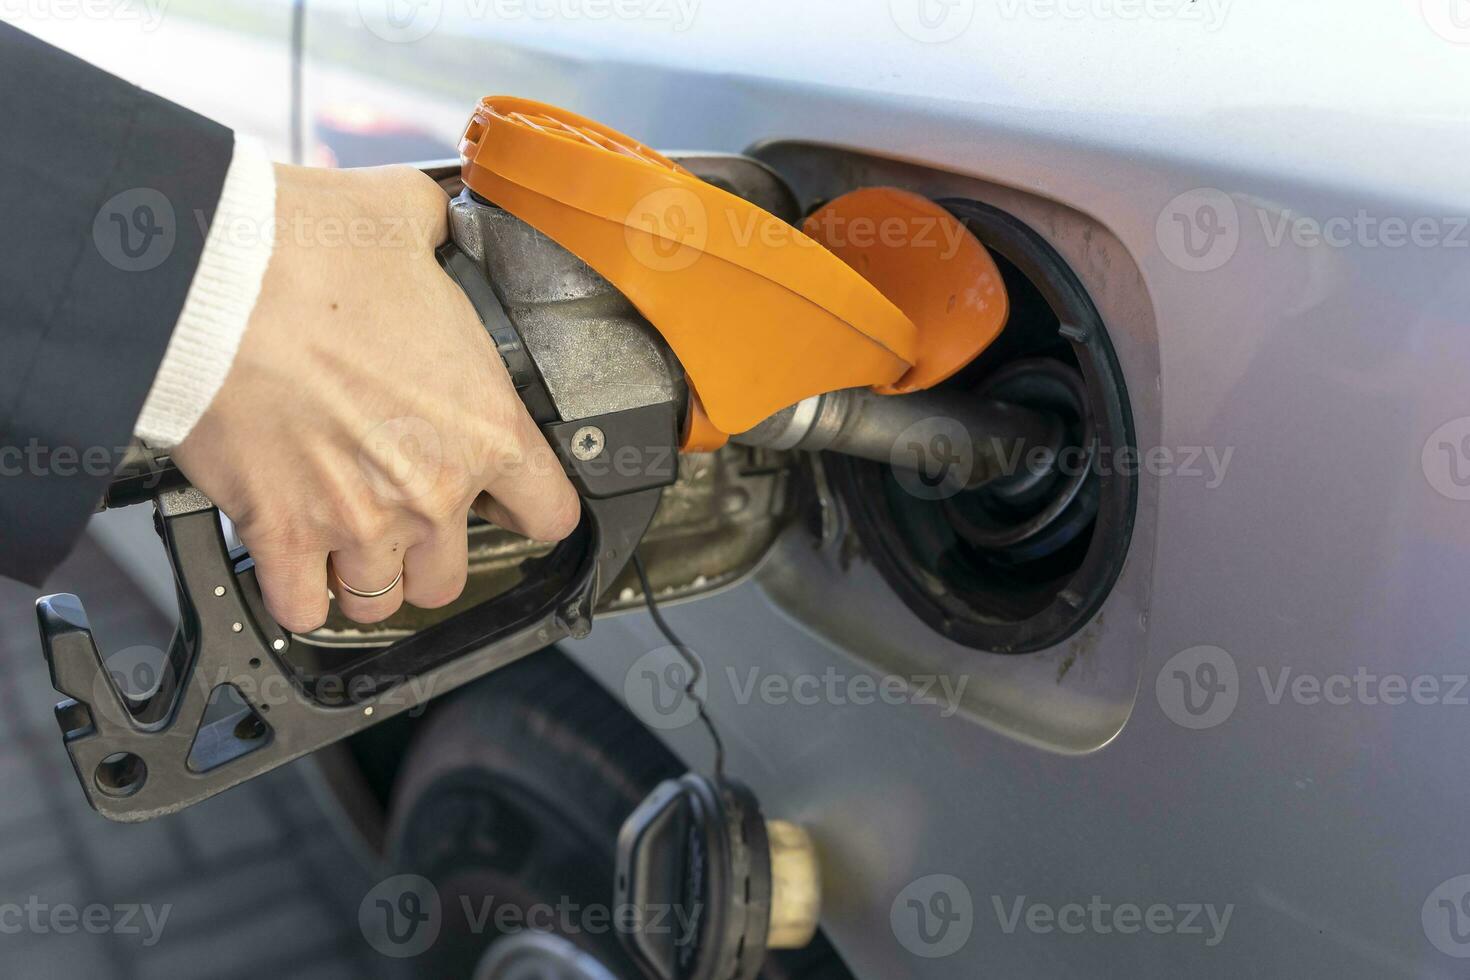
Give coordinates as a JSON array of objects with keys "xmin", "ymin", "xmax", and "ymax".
[{"xmin": 132, "ymin": 137, "xmax": 277, "ymax": 448}]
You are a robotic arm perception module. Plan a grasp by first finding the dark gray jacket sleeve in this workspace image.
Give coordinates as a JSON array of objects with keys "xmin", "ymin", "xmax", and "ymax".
[{"xmin": 0, "ymin": 22, "xmax": 234, "ymax": 585}]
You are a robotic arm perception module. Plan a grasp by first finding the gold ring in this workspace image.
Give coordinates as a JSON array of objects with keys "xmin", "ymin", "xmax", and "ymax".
[{"xmin": 335, "ymin": 567, "xmax": 403, "ymax": 599}]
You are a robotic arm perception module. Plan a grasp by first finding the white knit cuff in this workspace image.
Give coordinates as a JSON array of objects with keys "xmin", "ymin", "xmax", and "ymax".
[{"xmin": 133, "ymin": 135, "xmax": 277, "ymax": 447}]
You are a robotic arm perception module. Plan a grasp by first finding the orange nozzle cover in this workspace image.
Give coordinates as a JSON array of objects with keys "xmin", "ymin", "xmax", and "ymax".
[
  {"xmin": 803, "ymin": 188, "xmax": 1008, "ymax": 395},
  {"xmin": 458, "ymin": 97, "xmax": 918, "ymax": 440},
  {"xmin": 680, "ymin": 393, "xmax": 729, "ymax": 453}
]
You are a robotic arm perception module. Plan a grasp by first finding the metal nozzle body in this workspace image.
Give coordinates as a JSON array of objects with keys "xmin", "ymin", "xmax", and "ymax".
[{"xmin": 733, "ymin": 386, "xmax": 1065, "ymax": 491}]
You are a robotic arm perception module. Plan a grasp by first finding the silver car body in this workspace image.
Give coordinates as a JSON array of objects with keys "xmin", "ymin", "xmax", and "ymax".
[{"xmin": 37, "ymin": 1, "xmax": 1470, "ymax": 974}]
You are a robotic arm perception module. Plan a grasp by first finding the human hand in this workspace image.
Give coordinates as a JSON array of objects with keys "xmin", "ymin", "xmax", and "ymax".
[{"xmin": 170, "ymin": 164, "xmax": 580, "ymax": 631}]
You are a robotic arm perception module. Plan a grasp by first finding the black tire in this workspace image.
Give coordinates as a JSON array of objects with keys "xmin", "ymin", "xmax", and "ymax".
[{"xmin": 385, "ymin": 647, "xmax": 853, "ymax": 980}]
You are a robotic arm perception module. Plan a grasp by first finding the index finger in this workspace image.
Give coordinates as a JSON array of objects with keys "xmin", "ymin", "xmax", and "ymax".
[{"xmin": 475, "ymin": 410, "xmax": 580, "ymax": 542}]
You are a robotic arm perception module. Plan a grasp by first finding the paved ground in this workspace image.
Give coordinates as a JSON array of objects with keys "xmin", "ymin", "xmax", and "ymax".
[{"xmin": 0, "ymin": 537, "xmax": 388, "ymax": 979}]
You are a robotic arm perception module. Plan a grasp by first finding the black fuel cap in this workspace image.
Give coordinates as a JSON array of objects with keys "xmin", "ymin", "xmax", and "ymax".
[{"xmin": 615, "ymin": 774, "xmax": 771, "ymax": 980}]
